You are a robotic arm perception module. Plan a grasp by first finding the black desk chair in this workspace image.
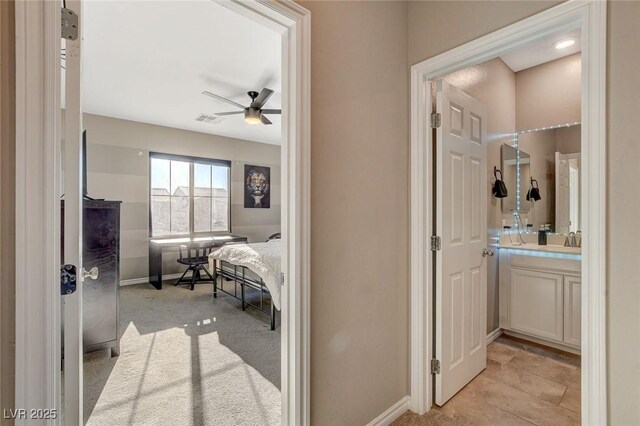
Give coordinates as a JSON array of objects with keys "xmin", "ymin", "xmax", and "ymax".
[
  {"xmin": 175, "ymin": 243, "xmax": 215, "ymax": 290},
  {"xmin": 266, "ymin": 232, "xmax": 281, "ymax": 241}
]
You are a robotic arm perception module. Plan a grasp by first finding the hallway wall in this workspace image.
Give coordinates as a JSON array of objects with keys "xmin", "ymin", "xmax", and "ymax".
[{"xmin": 300, "ymin": 1, "xmax": 410, "ymax": 424}]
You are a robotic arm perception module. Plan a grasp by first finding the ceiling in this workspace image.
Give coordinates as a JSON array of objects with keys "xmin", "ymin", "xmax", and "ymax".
[
  {"xmin": 500, "ymin": 29, "xmax": 581, "ymax": 72},
  {"xmin": 81, "ymin": 1, "xmax": 282, "ymax": 145}
]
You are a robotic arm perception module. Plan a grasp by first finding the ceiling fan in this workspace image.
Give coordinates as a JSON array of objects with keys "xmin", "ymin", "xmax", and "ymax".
[{"xmin": 202, "ymin": 88, "xmax": 281, "ymax": 125}]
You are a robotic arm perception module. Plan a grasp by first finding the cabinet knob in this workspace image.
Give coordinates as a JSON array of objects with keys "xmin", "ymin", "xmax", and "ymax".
[{"xmin": 82, "ymin": 266, "xmax": 99, "ymax": 280}]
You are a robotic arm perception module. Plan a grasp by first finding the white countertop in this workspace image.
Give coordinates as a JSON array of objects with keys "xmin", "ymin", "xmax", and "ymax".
[{"xmin": 499, "ymin": 241, "xmax": 582, "ymax": 255}]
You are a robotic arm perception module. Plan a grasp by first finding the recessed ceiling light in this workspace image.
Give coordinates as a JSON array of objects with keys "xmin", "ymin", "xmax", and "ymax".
[{"xmin": 555, "ymin": 39, "xmax": 576, "ymax": 50}]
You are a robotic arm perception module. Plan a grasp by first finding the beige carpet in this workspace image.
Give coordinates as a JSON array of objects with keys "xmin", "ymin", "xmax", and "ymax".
[{"xmin": 83, "ymin": 282, "xmax": 281, "ymax": 426}]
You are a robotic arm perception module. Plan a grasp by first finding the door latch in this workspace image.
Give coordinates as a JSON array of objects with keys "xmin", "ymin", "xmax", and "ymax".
[
  {"xmin": 60, "ymin": 264, "xmax": 77, "ymax": 295},
  {"xmin": 482, "ymin": 248, "xmax": 494, "ymax": 257},
  {"xmin": 430, "ymin": 235, "xmax": 441, "ymax": 252},
  {"xmin": 431, "ymin": 359, "xmax": 441, "ymax": 375}
]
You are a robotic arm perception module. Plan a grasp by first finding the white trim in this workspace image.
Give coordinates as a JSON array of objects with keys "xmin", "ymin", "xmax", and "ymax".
[
  {"xmin": 14, "ymin": 1, "xmax": 311, "ymax": 425},
  {"xmin": 502, "ymin": 330, "xmax": 580, "ymax": 356},
  {"xmin": 409, "ymin": 1, "xmax": 606, "ymax": 423},
  {"xmin": 486, "ymin": 328, "xmax": 503, "ymax": 344},
  {"xmin": 14, "ymin": 0, "xmax": 61, "ymax": 423},
  {"xmin": 366, "ymin": 396, "xmax": 410, "ymax": 426},
  {"xmin": 119, "ymin": 273, "xmax": 185, "ymax": 287}
]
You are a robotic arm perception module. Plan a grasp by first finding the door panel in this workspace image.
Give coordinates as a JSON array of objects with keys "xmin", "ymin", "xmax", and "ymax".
[
  {"xmin": 435, "ymin": 80, "xmax": 488, "ymax": 406},
  {"xmin": 62, "ymin": 0, "xmax": 84, "ymax": 424},
  {"xmin": 509, "ymin": 268, "xmax": 564, "ymax": 342},
  {"xmin": 564, "ymin": 275, "xmax": 582, "ymax": 347}
]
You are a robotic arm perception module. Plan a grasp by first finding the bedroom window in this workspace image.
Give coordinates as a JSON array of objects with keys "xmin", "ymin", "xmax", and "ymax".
[{"xmin": 150, "ymin": 152, "xmax": 231, "ymax": 237}]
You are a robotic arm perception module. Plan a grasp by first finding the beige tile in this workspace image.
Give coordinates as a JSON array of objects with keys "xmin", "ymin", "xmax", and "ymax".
[
  {"xmin": 391, "ymin": 389, "xmax": 533, "ymax": 426},
  {"xmin": 559, "ymin": 387, "xmax": 581, "ymax": 413},
  {"xmin": 439, "ymin": 385, "xmax": 534, "ymax": 425},
  {"xmin": 482, "ymin": 359, "xmax": 567, "ymax": 405},
  {"xmin": 508, "ymin": 350, "xmax": 581, "ymax": 389},
  {"xmin": 465, "ymin": 375, "xmax": 580, "ymax": 426},
  {"xmin": 487, "ymin": 341, "xmax": 520, "ymax": 364}
]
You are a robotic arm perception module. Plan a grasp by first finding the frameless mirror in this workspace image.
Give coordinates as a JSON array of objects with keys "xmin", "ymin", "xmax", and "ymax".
[
  {"xmin": 512, "ymin": 124, "xmax": 581, "ymax": 233},
  {"xmin": 501, "ymin": 144, "xmax": 530, "ymax": 213}
]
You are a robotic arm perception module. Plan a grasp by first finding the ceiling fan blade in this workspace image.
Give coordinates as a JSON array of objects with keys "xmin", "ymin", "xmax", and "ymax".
[
  {"xmin": 215, "ymin": 111, "xmax": 244, "ymax": 116},
  {"xmin": 261, "ymin": 109, "xmax": 281, "ymax": 115},
  {"xmin": 260, "ymin": 115, "xmax": 272, "ymax": 125},
  {"xmin": 202, "ymin": 91, "xmax": 246, "ymax": 110},
  {"xmin": 250, "ymin": 88, "xmax": 274, "ymax": 109}
]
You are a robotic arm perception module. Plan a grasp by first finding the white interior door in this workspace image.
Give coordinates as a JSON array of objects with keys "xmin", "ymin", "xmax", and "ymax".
[
  {"xmin": 62, "ymin": 0, "xmax": 84, "ymax": 423},
  {"xmin": 435, "ymin": 80, "xmax": 487, "ymax": 406}
]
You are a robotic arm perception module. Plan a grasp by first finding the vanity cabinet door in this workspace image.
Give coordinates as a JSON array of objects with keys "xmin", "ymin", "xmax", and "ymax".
[
  {"xmin": 509, "ymin": 268, "xmax": 564, "ymax": 343},
  {"xmin": 563, "ymin": 275, "xmax": 582, "ymax": 348}
]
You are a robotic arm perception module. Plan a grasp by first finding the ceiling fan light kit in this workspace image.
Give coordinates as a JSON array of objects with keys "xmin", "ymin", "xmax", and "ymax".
[
  {"xmin": 202, "ymin": 88, "xmax": 281, "ymax": 126},
  {"xmin": 244, "ymin": 108, "xmax": 262, "ymax": 125}
]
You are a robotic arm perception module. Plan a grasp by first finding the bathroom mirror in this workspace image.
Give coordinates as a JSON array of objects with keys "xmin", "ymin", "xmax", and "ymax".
[
  {"xmin": 514, "ymin": 124, "xmax": 581, "ymax": 233},
  {"xmin": 501, "ymin": 144, "xmax": 530, "ymax": 213}
]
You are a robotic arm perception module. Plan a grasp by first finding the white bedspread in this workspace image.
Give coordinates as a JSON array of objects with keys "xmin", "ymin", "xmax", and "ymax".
[{"xmin": 209, "ymin": 240, "xmax": 282, "ymax": 310}]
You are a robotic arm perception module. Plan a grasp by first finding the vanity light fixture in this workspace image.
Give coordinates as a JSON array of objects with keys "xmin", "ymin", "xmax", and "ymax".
[
  {"xmin": 517, "ymin": 121, "xmax": 581, "ymax": 135},
  {"xmin": 554, "ymin": 39, "xmax": 576, "ymax": 50}
]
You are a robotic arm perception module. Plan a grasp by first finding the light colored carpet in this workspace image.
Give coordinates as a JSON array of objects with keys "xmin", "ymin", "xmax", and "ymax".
[{"xmin": 83, "ymin": 282, "xmax": 281, "ymax": 426}]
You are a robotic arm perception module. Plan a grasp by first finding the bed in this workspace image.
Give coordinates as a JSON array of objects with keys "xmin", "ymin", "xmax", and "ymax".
[{"xmin": 208, "ymin": 239, "xmax": 281, "ymax": 330}]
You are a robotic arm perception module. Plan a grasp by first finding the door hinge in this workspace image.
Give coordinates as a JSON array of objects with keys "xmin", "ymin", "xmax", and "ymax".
[
  {"xmin": 61, "ymin": 7, "xmax": 79, "ymax": 41},
  {"xmin": 430, "ymin": 235, "xmax": 441, "ymax": 252},
  {"xmin": 430, "ymin": 112, "xmax": 441, "ymax": 128},
  {"xmin": 431, "ymin": 359, "xmax": 441, "ymax": 375},
  {"xmin": 280, "ymin": 272, "xmax": 285, "ymax": 286}
]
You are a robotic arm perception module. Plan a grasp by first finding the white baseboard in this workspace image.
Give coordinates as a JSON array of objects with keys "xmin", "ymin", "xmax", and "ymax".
[
  {"xmin": 502, "ymin": 330, "xmax": 580, "ymax": 355},
  {"xmin": 120, "ymin": 272, "xmax": 184, "ymax": 287},
  {"xmin": 487, "ymin": 328, "xmax": 503, "ymax": 344},
  {"xmin": 366, "ymin": 396, "xmax": 410, "ymax": 426}
]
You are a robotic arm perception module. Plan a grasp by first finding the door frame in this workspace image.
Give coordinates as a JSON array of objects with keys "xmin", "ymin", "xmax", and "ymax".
[
  {"xmin": 13, "ymin": 0, "xmax": 311, "ymax": 424},
  {"xmin": 409, "ymin": 1, "xmax": 606, "ymax": 424}
]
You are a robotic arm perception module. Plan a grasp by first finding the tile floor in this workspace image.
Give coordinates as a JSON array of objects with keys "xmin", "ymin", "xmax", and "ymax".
[{"xmin": 393, "ymin": 335, "xmax": 580, "ymax": 426}]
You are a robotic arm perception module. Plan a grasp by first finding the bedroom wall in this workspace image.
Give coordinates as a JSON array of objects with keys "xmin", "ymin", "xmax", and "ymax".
[
  {"xmin": 0, "ymin": 0, "xmax": 16, "ymax": 421},
  {"xmin": 299, "ymin": 1, "xmax": 409, "ymax": 424},
  {"xmin": 442, "ymin": 58, "xmax": 516, "ymax": 334},
  {"xmin": 83, "ymin": 113, "xmax": 281, "ymax": 281}
]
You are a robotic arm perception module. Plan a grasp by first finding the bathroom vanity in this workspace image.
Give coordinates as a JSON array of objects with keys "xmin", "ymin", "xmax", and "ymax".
[
  {"xmin": 496, "ymin": 122, "xmax": 582, "ymax": 354},
  {"xmin": 498, "ymin": 241, "xmax": 581, "ymax": 354}
]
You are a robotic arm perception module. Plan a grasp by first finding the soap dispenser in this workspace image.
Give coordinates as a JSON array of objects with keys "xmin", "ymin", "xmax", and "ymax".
[{"xmin": 538, "ymin": 224, "xmax": 548, "ymax": 245}]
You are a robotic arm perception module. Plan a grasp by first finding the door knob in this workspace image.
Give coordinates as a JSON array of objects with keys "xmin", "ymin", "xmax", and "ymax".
[
  {"xmin": 482, "ymin": 248, "xmax": 494, "ymax": 257},
  {"xmin": 82, "ymin": 266, "xmax": 99, "ymax": 280}
]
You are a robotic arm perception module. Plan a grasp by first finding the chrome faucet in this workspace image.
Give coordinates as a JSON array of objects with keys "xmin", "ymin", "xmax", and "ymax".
[{"xmin": 564, "ymin": 231, "xmax": 578, "ymax": 247}]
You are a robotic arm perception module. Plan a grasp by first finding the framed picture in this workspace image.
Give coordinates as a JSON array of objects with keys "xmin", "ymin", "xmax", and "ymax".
[{"xmin": 244, "ymin": 165, "xmax": 270, "ymax": 208}]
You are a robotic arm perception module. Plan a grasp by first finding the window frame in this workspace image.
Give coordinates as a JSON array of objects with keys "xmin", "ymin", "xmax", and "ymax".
[{"xmin": 149, "ymin": 152, "xmax": 232, "ymax": 238}]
